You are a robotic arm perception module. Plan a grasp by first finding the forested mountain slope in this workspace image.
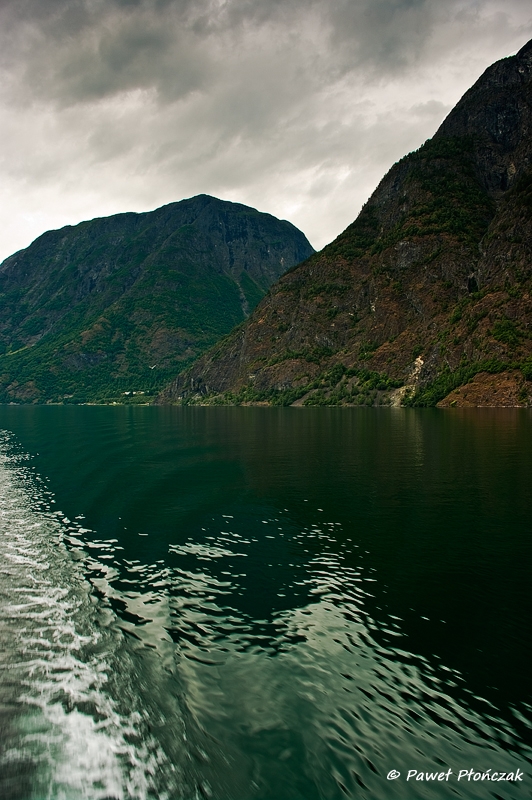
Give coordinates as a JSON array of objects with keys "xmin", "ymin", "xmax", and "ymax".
[
  {"xmin": 162, "ymin": 39, "xmax": 532, "ymax": 408},
  {"xmin": 0, "ymin": 195, "xmax": 313, "ymax": 403}
]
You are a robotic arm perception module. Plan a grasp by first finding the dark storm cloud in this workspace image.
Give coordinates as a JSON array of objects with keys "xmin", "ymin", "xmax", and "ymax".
[
  {"xmin": 0, "ymin": 0, "xmax": 530, "ymax": 260},
  {"xmin": 0, "ymin": 0, "xmax": 215, "ymax": 104},
  {"xmin": 0, "ymin": 0, "xmax": 514, "ymax": 106}
]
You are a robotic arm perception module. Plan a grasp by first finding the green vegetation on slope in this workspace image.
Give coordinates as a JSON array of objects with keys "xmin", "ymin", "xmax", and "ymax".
[
  {"xmin": 0, "ymin": 195, "xmax": 314, "ymax": 403},
  {"xmin": 181, "ymin": 364, "xmax": 403, "ymax": 408}
]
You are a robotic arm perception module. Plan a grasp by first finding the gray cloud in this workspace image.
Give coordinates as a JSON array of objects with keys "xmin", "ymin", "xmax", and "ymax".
[
  {"xmin": 0, "ymin": 0, "xmax": 216, "ymax": 105},
  {"xmin": 3, "ymin": 0, "xmax": 524, "ymax": 105},
  {"xmin": 0, "ymin": 0, "xmax": 530, "ymax": 260}
]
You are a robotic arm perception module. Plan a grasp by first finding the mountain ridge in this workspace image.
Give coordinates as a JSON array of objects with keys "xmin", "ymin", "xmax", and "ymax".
[{"xmin": 161, "ymin": 40, "xmax": 532, "ymax": 408}]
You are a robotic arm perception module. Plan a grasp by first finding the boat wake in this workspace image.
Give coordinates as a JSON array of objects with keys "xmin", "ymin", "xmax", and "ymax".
[{"xmin": 0, "ymin": 433, "xmax": 190, "ymax": 800}]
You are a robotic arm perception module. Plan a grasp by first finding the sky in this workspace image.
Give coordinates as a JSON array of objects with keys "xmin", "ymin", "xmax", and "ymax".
[{"xmin": 0, "ymin": 0, "xmax": 531, "ymax": 262}]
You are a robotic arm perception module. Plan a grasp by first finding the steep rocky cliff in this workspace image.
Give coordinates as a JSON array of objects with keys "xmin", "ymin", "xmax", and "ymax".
[
  {"xmin": 0, "ymin": 195, "xmax": 313, "ymax": 402},
  {"xmin": 162, "ymin": 40, "xmax": 532, "ymax": 408}
]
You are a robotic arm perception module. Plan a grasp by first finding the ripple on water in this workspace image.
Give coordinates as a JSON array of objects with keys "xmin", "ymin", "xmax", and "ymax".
[{"xmin": 68, "ymin": 506, "xmax": 531, "ymax": 800}]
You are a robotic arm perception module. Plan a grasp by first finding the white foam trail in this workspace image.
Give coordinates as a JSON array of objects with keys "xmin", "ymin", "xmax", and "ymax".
[{"xmin": 0, "ymin": 435, "xmax": 185, "ymax": 800}]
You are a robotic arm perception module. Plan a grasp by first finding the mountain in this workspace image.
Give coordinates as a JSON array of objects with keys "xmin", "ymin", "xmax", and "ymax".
[
  {"xmin": 162, "ymin": 39, "xmax": 532, "ymax": 408},
  {"xmin": 0, "ymin": 195, "xmax": 313, "ymax": 403}
]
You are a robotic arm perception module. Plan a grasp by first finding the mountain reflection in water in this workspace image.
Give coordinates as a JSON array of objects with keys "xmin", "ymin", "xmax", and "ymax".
[{"xmin": 0, "ymin": 407, "xmax": 530, "ymax": 800}]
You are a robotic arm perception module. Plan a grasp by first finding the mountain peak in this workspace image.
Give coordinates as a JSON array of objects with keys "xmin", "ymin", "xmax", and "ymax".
[{"xmin": 0, "ymin": 196, "xmax": 313, "ymax": 403}]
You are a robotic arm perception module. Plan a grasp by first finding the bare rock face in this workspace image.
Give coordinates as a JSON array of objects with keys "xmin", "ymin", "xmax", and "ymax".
[
  {"xmin": 0, "ymin": 195, "xmax": 313, "ymax": 403},
  {"xmin": 437, "ymin": 371, "xmax": 528, "ymax": 408},
  {"xmin": 161, "ymin": 40, "xmax": 532, "ymax": 408}
]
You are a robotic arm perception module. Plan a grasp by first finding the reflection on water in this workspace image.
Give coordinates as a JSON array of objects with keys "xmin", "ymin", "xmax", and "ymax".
[{"xmin": 0, "ymin": 407, "xmax": 530, "ymax": 799}]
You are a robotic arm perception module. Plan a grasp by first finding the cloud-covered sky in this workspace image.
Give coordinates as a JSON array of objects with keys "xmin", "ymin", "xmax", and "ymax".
[{"xmin": 0, "ymin": 0, "xmax": 530, "ymax": 261}]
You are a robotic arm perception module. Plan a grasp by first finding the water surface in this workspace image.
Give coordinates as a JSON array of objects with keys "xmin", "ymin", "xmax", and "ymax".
[{"xmin": 0, "ymin": 407, "xmax": 530, "ymax": 799}]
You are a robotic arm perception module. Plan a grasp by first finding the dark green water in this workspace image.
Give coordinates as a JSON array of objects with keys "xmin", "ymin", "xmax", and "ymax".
[{"xmin": 0, "ymin": 407, "xmax": 530, "ymax": 799}]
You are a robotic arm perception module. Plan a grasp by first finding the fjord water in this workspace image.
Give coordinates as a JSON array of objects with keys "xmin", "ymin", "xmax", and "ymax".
[{"xmin": 0, "ymin": 407, "xmax": 530, "ymax": 800}]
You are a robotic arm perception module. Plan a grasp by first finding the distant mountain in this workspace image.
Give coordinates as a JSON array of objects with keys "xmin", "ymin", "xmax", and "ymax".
[
  {"xmin": 0, "ymin": 195, "xmax": 314, "ymax": 403},
  {"xmin": 162, "ymin": 39, "xmax": 532, "ymax": 408}
]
